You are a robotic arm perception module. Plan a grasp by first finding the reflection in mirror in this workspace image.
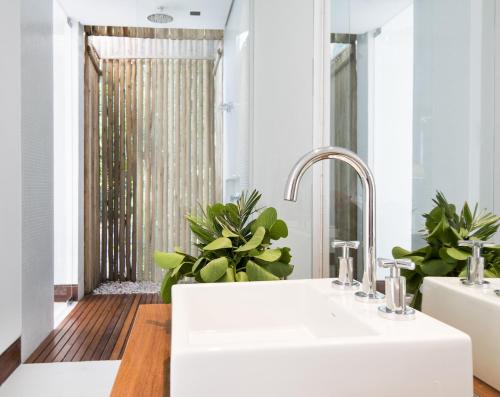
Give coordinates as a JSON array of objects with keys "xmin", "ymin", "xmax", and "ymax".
[{"xmin": 329, "ymin": 0, "xmax": 498, "ymax": 281}]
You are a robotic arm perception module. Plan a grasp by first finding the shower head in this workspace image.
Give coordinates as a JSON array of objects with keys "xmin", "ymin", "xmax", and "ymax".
[{"xmin": 147, "ymin": 7, "xmax": 173, "ymax": 24}]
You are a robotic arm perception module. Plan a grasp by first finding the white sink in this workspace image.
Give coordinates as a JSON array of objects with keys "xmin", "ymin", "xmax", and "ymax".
[
  {"xmin": 422, "ymin": 277, "xmax": 500, "ymax": 391},
  {"xmin": 171, "ymin": 278, "xmax": 472, "ymax": 397}
]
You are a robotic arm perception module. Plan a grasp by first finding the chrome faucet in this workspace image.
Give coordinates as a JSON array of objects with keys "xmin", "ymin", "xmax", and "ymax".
[
  {"xmin": 284, "ymin": 146, "xmax": 384, "ymax": 302},
  {"xmin": 377, "ymin": 258, "xmax": 415, "ymax": 320},
  {"xmin": 458, "ymin": 240, "xmax": 494, "ymax": 287}
]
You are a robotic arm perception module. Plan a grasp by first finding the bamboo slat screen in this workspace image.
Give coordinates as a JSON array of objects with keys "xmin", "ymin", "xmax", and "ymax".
[
  {"xmin": 132, "ymin": 57, "xmax": 221, "ymax": 282},
  {"xmin": 330, "ymin": 43, "xmax": 359, "ymax": 278},
  {"xmin": 84, "ymin": 55, "xmax": 221, "ymax": 289},
  {"xmin": 84, "ymin": 49, "xmax": 102, "ymax": 293}
]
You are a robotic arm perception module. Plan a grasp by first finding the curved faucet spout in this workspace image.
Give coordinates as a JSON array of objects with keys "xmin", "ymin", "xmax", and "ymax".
[{"xmin": 283, "ymin": 146, "xmax": 383, "ymax": 301}]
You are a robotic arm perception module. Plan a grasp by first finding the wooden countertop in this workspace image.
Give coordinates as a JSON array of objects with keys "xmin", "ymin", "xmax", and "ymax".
[
  {"xmin": 110, "ymin": 304, "xmax": 171, "ymax": 397},
  {"xmin": 110, "ymin": 304, "xmax": 499, "ymax": 397}
]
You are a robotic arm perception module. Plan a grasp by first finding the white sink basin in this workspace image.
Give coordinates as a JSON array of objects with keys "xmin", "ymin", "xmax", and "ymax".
[
  {"xmin": 422, "ymin": 277, "xmax": 500, "ymax": 391},
  {"xmin": 172, "ymin": 278, "xmax": 472, "ymax": 397}
]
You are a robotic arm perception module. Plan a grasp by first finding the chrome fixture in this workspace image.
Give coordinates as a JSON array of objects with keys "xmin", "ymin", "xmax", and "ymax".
[
  {"xmin": 147, "ymin": 7, "xmax": 174, "ymax": 24},
  {"xmin": 377, "ymin": 258, "xmax": 415, "ymax": 320},
  {"xmin": 332, "ymin": 240, "xmax": 360, "ymax": 289},
  {"xmin": 219, "ymin": 102, "xmax": 234, "ymax": 113},
  {"xmin": 458, "ymin": 240, "xmax": 494, "ymax": 287},
  {"xmin": 284, "ymin": 146, "xmax": 383, "ymax": 302}
]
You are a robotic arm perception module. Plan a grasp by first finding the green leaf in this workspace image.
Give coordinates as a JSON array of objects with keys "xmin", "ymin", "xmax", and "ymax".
[
  {"xmin": 392, "ymin": 246, "xmax": 411, "ymax": 259},
  {"xmin": 262, "ymin": 262, "xmax": 294, "ymax": 278},
  {"xmin": 160, "ymin": 273, "xmax": 178, "ymax": 304},
  {"xmin": 420, "ymin": 259, "xmax": 457, "ymax": 276},
  {"xmin": 236, "ymin": 271, "xmax": 249, "ymax": 282},
  {"xmin": 269, "ymin": 220, "xmax": 288, "ymax": 240},
  {"xmin": 252, "ymin": 208, "xmax": 277, "ymax": 231},
  {"xmin": 187, "ymin": 219, "xmax": 215, "ymax": 243},
  {"xmin": 462, "ymin": 202, "xmax": 473, "ymax": 229},
  {"xmin": 279, "ymin": 247, "xmax": 292, "ymax": 264},
  {"xmin": 172, "ymin": 262, "xmax": 192, "ymax": 277},
  {"xmin": 235, "ymin": 226, "xmax": 266, "ymax": 252},
  {"xmin": 247, "ymin": 260, "xmax": 279, "ymax": 281},
  {"xmin": 222, "ymin": 228, "xmax": 238, "ymax": 238},
  {"xmin": 219, "ymin": 268, "xmax": 236, "ymax": 282},
  {"xmin": 207, "ymin": 203, "xmax": 225, "ymax": 225},
  {"xmin": 192, "ymin": 257, "xmax": 205, "ymax": 273},
  {"xmin": 154, "ymin": 251, "xmax": 185, "ymax": 270},
  {"xmin": 200, "ymin": 257, "xmax": 229, "ymax": 282},
  {"xmin": 203, "ymin": 237, "xmax": 232, "ymax": 251},
  {"xmin": 445, "ymin": 247, "xmax": 470, "ymax": 261},
  {"xmin": 403, "ymin": 272, "xmax": 422, "ymax": 295},
  {"xmin": 253, "ymin": 248, "xmax": 282, "ymax": 262}
]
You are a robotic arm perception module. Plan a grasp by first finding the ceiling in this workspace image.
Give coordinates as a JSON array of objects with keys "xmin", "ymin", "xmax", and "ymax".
[
  {"xmin": 57, "ymin": 0, "xmax": 233, "ymax": 29},
  {"xmin": 331, "ymin": 0, "xmax": 413, "ymax": 34}
]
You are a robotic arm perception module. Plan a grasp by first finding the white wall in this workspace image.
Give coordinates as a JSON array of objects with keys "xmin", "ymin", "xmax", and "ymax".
[
  {"xmin": 496, "ymin": 2, "xmax": 500, "ymax": 242},
  {"xmin": 53, "ymin": 0, "xmax": 84, "ymax": 294},
  {"xmin": 53, "ymin": 1, "xmax": 84, "ymax": 289},
  {"xmin": 372, "ymin": 6, "xmax": 413, "ymax": 268},
  {"xmin": 223, "ymin": 0, "xmax": 252, "ymax": 203},
  {"xmin": 412, "ymin": 0, "xmax": 495, "ymax": 246},
  {"xmin": 21, "ymin": 0, "xmax": 54, "ymax": 360},
  {"xmin": 252, "ymin": 0, "xmax": 315, "ymax": 279},
  {"xmin": 0, "ymin": 0, "xmax": 22, "ymax": 355},
  {"xmin": 53, "ymin": 1, "xmax": 75, "ymax": 285}
]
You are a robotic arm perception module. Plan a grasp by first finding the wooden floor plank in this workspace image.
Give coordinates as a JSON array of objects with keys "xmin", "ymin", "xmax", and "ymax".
[
  {"xmin": 72, "ymin": 295, "xmax": 122, "ymax": 361},
  {"xmin": 90, "ymin": 294, "xmax": 134, "ymax": 361},
  {"xmin": 98, "ymin": 295, "xmax": 134, "ymax": 360},
  {"xmin": 55, "ymin": 295, "xmax": 115, "ymax": 362},
  {"xmin": 26, "ymin": 297, "xmax": 92, "ymax": 363},
  {"xmin": 109, "ymin": 294, "xmax": 142, "ymax": 360},
  {"xmin": 34, "ymin": 295, "xmax": 103, "ymax": 363},
  {"xmin": 29, "ymin": 293, "xmax": 159, "ymax": 363}
]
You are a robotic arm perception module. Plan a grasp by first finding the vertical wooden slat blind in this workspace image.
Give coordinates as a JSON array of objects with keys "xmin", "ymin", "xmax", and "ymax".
[
  {"xmin": 331, "ymin": 44, "xmax": 359, "ymax": 278},
  {"xmin": 84, "ymin": 48, "xmax": 102, "ymax": 293},
  {"xmin": 84, "ymin": 56, "xmax": 221, "ymax": 291}
]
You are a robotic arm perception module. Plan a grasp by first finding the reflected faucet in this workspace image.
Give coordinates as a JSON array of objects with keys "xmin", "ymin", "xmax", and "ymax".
[{"xmin": 284, "ymin": 146, "xmax": 384, "ymax": 302}]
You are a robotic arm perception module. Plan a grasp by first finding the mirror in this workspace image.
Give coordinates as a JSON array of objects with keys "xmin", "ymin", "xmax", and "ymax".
[{"xmin": 328, "ymin": 0, "xmax": 499, "ymax": 281}]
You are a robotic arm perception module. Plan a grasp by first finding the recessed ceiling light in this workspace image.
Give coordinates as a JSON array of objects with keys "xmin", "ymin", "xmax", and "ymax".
[
  {"xmin": 190, "ymin": 11, "xmax": 201, "ymax": 16},
  {"xmin": 147, "ymin": 6, "xmax": 174, "ymax": 24}
]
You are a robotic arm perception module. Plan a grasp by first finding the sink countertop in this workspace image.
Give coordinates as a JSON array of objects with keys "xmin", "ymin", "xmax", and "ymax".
[
  {"xmin": 171, "ymin": 278, "xmax": 473, "ymax": 397},
  {"xmin": 422, "ymin": 277, "xmax": 500, "ymax": 392}
]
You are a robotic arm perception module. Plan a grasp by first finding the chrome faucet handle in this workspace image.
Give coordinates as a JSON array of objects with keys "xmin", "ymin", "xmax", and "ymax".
[
  {"xmin": 332, "ymin": 240, "xmax": 360, "ymax": 290},
  {"xmin": 458, "ymin": 239, "xmax": 495, "ymax": 251},
  {"xmin": 377, "ymin": 258, "xmax": 415, "ymax": 320},
  {"xmin": 458, "ymin": 240, "xmax": 493, "ymax": 287},
  {"xmin": 377, "ymin": 258, "xmax": 415, "ymax": 277},
  {"xmin": 332, "ymin": 240, "xmax": 360, "ymax": 256}
]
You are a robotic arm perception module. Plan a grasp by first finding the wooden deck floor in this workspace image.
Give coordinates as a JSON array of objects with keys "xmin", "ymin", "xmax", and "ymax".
[{"xmin": 27, "ymin": 294, "xmax": 161, "ymax": 363}]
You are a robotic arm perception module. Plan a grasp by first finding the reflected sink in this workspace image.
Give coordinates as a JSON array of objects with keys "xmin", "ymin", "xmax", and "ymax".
[
  {"xmin": 422, "ymin": 277, "xmax": 500, "ymax": 391},
  {"xmin": 172, "ymin": 279, "xmax": 472, "ymax": 397}
]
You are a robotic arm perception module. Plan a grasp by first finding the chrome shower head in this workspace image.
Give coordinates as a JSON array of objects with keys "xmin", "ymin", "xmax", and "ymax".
[{"xmin": 147, "ymin": 7, "xmax": 173, "ymax": 24}]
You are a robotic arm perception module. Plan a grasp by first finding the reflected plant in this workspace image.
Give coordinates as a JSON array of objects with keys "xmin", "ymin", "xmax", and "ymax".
[
  {"xmin": 154, "ymin": 190, "xmax": 293, "ymax": 303},
  {"xmin": 392, "ymin": 192, "xmax": 500, "ymax": 310}
]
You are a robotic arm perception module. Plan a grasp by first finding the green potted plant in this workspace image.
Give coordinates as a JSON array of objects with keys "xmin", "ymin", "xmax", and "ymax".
[
  {"xmin": 154, "ymin": 190, "xmax": 294, "ymax": 303},
  {"xmin": 392, "ymin": 192, "xmax": 500, "ymax": 309}
]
